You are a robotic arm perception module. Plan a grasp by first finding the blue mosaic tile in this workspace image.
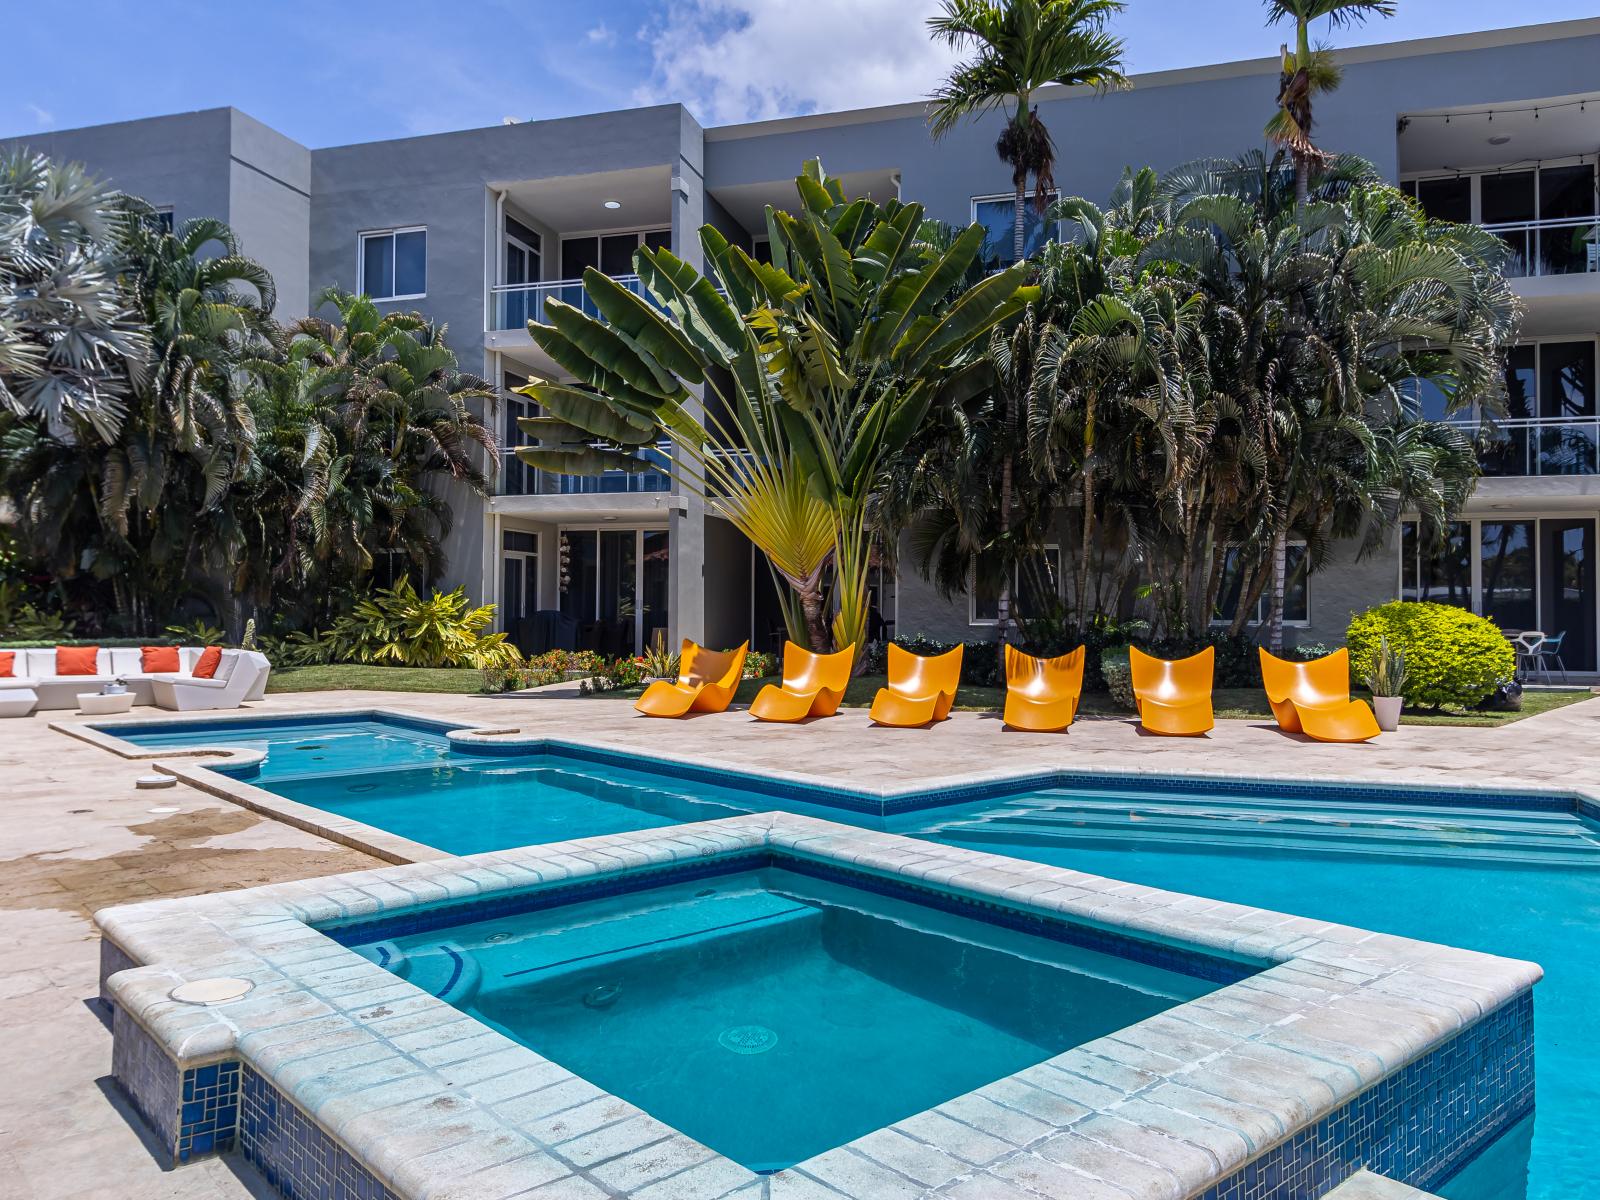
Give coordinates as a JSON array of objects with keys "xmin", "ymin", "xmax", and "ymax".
[
  {"xmin": 239, "ymin": 1064, "xmax": 397, "ymax": 1200},
  {"xmin": 321, "ymin": 848, "xmax": 1254, "ymax": 985},
  {"xmin": 1198, "ymin": 990, "xmax": 1535, "ymax": 1199},
  {"xmin": 111, "ymin": 1007, "xmax": 240, "ymax": 1164}
]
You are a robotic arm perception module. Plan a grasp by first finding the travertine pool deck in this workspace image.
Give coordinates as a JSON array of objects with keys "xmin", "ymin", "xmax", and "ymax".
[{"xmin": 6, "ymin": 689, "xmax": 1596, "ymax": 1198}]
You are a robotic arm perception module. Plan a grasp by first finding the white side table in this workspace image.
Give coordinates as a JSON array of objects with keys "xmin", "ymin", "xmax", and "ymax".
[
  {"xmin": 0, "ymin": 689, "xmax": 38, "ymax": 717},
  {"xmin": 78, "ymin": 691, "xmax": 135, "ymax": 715}
]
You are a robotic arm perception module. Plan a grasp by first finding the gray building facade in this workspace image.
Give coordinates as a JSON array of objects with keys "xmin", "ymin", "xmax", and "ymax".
[{"xmin": 7, "ymin": 18, "xmax": 1600, "ymax": 671}]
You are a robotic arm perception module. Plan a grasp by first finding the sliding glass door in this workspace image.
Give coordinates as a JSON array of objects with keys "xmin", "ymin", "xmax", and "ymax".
[
  {"xmin": 559, "ymin": 528, "xmax": 670, "ymax": 655},
  {"xmin": 1542, "ymin": 520, "xmax": 1595, "ymax": 672}
]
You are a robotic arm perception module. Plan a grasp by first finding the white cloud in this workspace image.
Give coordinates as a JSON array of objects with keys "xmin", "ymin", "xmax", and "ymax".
[
  {"xmin": 635, "ymin": 1, "xmax": 962, "ymax": 125},
  {"xmin": 587, "ymin": 22, "xmax": 617, "ymax": 46},
  {"xmin": 25, "ymin": 102, "xmax": 53, "ymax": 128}
]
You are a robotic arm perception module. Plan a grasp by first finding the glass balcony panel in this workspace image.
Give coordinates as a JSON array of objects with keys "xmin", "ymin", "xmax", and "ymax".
[
  {"xmin": 489, "ymin": 275, "xmax": 646, "ymax": 331},
  {"xmin": 1478, "ymin": 420, "xmax": 1600, "ymax": 476}
]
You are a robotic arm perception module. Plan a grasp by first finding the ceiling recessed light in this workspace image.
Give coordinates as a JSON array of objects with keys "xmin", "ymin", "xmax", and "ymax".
[
  {"xmin": 603, "ymin": 199, "xmax": 622, "ymax": 210},
  {"xmin": 1488, "ymin": 135, "xmax": 1512, "ymax": 146}
]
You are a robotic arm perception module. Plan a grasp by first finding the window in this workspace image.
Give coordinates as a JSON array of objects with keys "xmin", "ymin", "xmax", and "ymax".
[
  {"xmin": 151, "ymin": 206, "xmax": 175, "ymax": 233},
  {"xmin": 560, "ymin": 230, "xmax": 670, "ymax": 280},
  {"xmin": 973, "ymin": 193, "xmax": 1058, "ymax": 271},
  {"xmin": 501, "ymin": 374, "xmax": 538, "ymax": 496},
  {"xmin": 1400, "ymin": 521, "xmax": 1471, "ymax": 607},
  {"xmin": 1213, "ymin": 544, "xmax": 1310, "ymax": 626},
  {"xmin": 501, "ymin": 530, "xmax": 540, "ymax": 636},
  {"xmin": 971, "ymin": 546, "xmax": 1061, "ymax": 625},
  {"xmin": 359, "ymin": 227, "xmax": 426, "ymax": 300}
]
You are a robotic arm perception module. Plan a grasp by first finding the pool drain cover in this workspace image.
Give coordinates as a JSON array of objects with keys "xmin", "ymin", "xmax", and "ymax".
[
  {"xmin": 718, "ymin": 1025, "xmax": 778, "ymax": 1055},
  {"xmin": 170, "ymin": 977, "xmax": 254, "ymax": 1005}
]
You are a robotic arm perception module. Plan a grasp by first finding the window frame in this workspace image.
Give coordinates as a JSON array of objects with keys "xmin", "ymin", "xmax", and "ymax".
[
  {"xmin": 968, "ymin": 544, "xmax": 1062, "ymax": 627},
  {"xmin": 557, "ymin": 228, "xmax": 672, "ymax": 282},
  {"xmin": 970, "ymin": 191, "xmax": 1062, "ymax": 270},
  {"xmin": 1209, "ymin": 541, "xmax": 1313, "ymax": 629},
  {"xmin": 358, "ymin": 225, "xmax": 428, "ymax": 301}
]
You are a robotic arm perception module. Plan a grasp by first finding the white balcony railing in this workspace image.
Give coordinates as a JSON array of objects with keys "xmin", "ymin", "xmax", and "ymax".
[
  {"xmin": 1479, "ymin": 417, "xmax": 1600, "ymax": 477},
  {"xmin": 489, "ymin": 274, "xmax": 646, "ymax": 331},
  {"xmin": 1480, "ymin": 216, "xmax": 1600, "ymax": 279}
]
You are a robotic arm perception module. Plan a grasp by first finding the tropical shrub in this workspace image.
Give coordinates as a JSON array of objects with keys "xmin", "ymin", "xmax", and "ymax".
[
  {"xmin": 743, "ymin": 650, "xmax": 779, "ymax": 679},
  {"xmin": 281, "ymin": 581, "xmax": 517, "ymax": 669},
  {"xmin": 165, "ymin": 619, "xmax": 226, "ymax": 645},
  {"xmin": 1099, "ymin": 645, "xmax": 1135, "ymax": 711},
  {"xmin": 580, "ymin": 656, "xmax": 649, "ymax": 694},
  {"xmin": 1346, "ymin": 601, "xmax": 1514, "ymax": 710},
  {"xmin": 641, "ymin": 630, "xmax": 681, "ymax": 680}
]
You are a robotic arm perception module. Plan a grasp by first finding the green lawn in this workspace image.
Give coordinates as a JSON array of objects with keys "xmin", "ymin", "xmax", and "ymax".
[
  {"xmin": 266, "ymin": 664, "xmax": 490, "ymax": 694},
  {"xmin": 575, "ymin": 672, "xmax": 1595, "ymax": 728}
]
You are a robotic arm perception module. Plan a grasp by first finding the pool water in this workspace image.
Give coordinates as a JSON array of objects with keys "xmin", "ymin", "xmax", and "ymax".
[
  {"xmin": 909, "ymin": 788, "xmax": 1600, "ymax": 1200},
  {"xmin": 339, "ymin": 868, "xmax": 1217, "ymax": 1172},
  {"xmin": 110, "ymin": 714, "xmax": 1600, "ymax": 1196},
  {"xmin": 105, "ymin": 715, "xmax": 458, "ymax": 780}
]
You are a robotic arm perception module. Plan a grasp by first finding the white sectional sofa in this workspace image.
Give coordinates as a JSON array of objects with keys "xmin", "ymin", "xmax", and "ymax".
[{"xmin": 0, "ymin": 647, "xmax": 271, "ymax": 713}]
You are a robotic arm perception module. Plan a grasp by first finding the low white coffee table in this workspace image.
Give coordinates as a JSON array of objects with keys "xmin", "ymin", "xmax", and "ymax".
[
  {"xmin": 78, "ymin": 691, "xmax": 135, "ymax": 715},
  {"xmin": 0, "ymin": 689, "xmax": 38, "ymax": 717}
]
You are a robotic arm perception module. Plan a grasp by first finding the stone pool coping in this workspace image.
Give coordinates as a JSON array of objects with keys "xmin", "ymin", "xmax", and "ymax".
[
  {"xmin": 96, "ymin": 811, "xmax": 1540, "ymax": 1200},
  {"xmin": 56, "ymin": 706, "xmax": 1600, "ymax": 872}
]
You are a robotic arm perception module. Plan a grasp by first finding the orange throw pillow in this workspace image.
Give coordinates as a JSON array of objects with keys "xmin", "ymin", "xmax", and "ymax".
[
  {"xmin": 141, "ymin": 646, "xmax": 181, "ymax": 673},
  {"xmin": 56, "ymin": 645, "xmax": 101, "ymax": 675},
  {"xmin": 193, "ymin": 646, "xmax": 223, "ymax": 679},
  {"xmin": 0, "ymin": 650, "xmax": 12, "ymax": 678}
]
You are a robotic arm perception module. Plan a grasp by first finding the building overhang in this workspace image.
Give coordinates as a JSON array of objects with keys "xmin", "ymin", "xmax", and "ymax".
[{"xmin": 489, "ymin": 492, "xmax": 685, "ymax": 525}]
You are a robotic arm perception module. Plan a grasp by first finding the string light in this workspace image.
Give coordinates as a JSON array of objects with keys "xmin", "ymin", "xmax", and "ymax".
[{"xmin": 1400, "ymin": 95, "xmax": 1600, "ymax": 125}]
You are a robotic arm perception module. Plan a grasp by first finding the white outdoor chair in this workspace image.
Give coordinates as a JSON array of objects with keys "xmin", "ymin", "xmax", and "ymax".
[
  {"xmin": 149, "ymin": 651, "xmax": 271, "ymax": 711},
  {"xmin": 1510, "ymin": 631, "xmax": 1546, "ymax": 683}
]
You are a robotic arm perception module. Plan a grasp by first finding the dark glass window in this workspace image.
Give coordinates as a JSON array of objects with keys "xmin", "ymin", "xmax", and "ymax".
[
  {"xmin": 561, "ymin": 237, "xmax": 599, "ymax": 279},
  {"xmin": 1416, "ymin": 176, "xmax": 1471, "ymax": 223},
  {"xmin": 1482, "ymin": 171, "xmax": 1535, "ymax": 274},
  {"xmin": 974, "ymin": 194, "xmax": 1058, "ymax": 271},
  {"xmin": 1540, "ymin": 341, "xmax": 1596, "ymax": 418},
  {"xmin": 643, "ymin": 229, "xmax": 672, "ymax": 254},
  {"xmin": 1480, "ymin": 521, "xmax": 1536, "ymax": 630},
  {"xmin": 1539, "ymin": 164, "xmax": 1596, "ymax": 275},
  {"xmin": 360, "ymin": 229, "xmax": 425, "ymax": 299},
  {"xmin": 1213, "ymin": 545, "xmax": 1308, "ymax": 624},
  {"xmin": 600, "ymin": 233, "xmax": 639, "ymax": 276},
  {"xmin": 1400, "ymin": 521, "xmax": 1470, "ymax": 607}
]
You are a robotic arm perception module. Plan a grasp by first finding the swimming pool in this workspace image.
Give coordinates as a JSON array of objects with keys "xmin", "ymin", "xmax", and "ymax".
[
  {"xmin": 98, "ymin": 712, "xmax": 1600, "ymax": 1197},
  {"xmin": 333, "ymin": 865, "xmax": 1222, "ymax": 1172}
]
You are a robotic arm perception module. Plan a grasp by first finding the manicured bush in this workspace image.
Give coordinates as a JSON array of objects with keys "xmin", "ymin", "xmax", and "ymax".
[
  {"xmin": 1099, "ymin": 645, "xmax": 1136, "ymax": 710},
  {"xmin": 1346, "ymin": 601, "xmax": 1514, "ymax": 710}
]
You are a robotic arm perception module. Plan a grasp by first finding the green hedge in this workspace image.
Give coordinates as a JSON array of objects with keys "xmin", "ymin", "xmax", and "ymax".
[
  {"xmin": 0, "ymin": 638, "xmax": 185, "ymax": 649},
  {"xmin": 1346, "ymin": 601, "xmax": 1514, "ymax": 710}
]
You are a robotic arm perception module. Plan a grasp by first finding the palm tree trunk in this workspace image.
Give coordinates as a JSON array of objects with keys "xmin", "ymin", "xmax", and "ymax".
[
  {"xmin": 797, "ymin": 579, "xmax": 831, "ymax": 654},
  {"xmin": 1075, "ymin": 394, "xmax": 1097, "ymax": 623},
  {"xmin": 1294, "ymin": 153, "xmax": 1310, "ymax": 208},
  {"xmin": 1013, "ymin": 179, "xmax": 1027, "ymax": 265},
  {"xmin": 1266, "ymin": 523, "xmax": 1289, "ymax": 655}
]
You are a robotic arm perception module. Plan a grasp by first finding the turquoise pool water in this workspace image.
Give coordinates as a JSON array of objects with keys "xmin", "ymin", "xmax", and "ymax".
[
  {"xmin": 338, "ymin": 867, "xmax": 1217, "ymax": 1172},
  {"xmin": 909, "ymin": 788, "xmax": 1600, "ymax": 1200},
  {"xmin": 105, "ymin": 715, "xmax": 458, "ymax": 780},
  {"xmin": 103, "ymin": 714, "xmax": 1599, "ymax": 1196}
]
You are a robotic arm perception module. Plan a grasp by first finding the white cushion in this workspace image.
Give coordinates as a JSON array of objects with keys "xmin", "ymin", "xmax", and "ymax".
[{"xmin": 108, "ymin": 648, "xmax": 142, "ymax": 675}]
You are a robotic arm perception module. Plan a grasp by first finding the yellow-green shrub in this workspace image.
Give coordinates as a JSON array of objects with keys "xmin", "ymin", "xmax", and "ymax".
[{"xmin": 1346, "ymin": 601, "xmax": 1513, "ymax": 710}]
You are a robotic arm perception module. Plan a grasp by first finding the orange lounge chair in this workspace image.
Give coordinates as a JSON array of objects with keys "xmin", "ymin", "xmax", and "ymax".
[
  {"xmin": 1129, "ymin": 646, "xmax": 1215, "ymax": 736},
  {"xmin": 1003, "ymin": 645, "xmax": 1085, "ymax": 732},
  {"xmin": 749, "ymin": 641, "xmax": 856, "ymax": 722},
  {"xmin": 634, "ymin": 640, "xmax": 748, "ymax": 717},
  {"xmin": 1259, "ymin": 647, "xmax": 1381, "ymax": 743},
  {"xmin": 868, "ymin": 644, "xmax": 963, "ymax": 727}
]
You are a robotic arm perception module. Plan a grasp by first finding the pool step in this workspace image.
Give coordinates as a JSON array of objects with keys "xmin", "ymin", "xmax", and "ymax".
[
  {"xmin": 930, "ymin": 794, "xmax": 1600, "ymax": 869},
  {"xmin": 353, "ymin": 940, "xmax": 484, "ymax": 1005}
]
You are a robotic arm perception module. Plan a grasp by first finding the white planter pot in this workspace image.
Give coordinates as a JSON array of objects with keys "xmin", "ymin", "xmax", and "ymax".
[{"xmin": 1373, "ymin": 695, "xmax": 1403, "ymax": 732}]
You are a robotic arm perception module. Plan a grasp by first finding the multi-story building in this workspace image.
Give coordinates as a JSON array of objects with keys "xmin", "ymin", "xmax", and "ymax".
[{"xmin": 7, "ymin": 18, "xmax": 1600, "ymax": 673}]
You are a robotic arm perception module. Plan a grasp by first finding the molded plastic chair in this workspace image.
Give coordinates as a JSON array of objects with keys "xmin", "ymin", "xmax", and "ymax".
[
  {"xmin": 1258, "ymin": 647, "xmax": 1381, "ymax": 743},
  {"xmin": 868, "ymin": 644, "xmax": 963, "ymax": 727},
  {"xmin": 1129, "ymin": 646, "xmax": 1215, "ymax": 736},
  {"xmin": 635, "ymin": 640, "xmax": 748, "ymax": 717},
  {"xmin": 749, "ymin": 641, "xmax": 856, "ymax": 722},
  {"xmin": 1002, "ymin": 645, "xmax": 1086, "ymax": 732}
]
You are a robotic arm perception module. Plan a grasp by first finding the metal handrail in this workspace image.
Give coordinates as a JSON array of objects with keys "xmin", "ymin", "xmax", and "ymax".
[
  {"xmin": 489, "ymin": 273, "xmax": 641, "ymax": 296},
  {"xmin": 1477, "ymin": 215, "xmax": 1600, "ymax": 278},
  {"xmin": 1477, "ymin": 415, "xmax": 1600, "ymax": 476}
]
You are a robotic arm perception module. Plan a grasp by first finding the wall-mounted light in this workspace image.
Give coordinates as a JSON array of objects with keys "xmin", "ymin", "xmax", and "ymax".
[{"xmin": 603, "ymin": 199, "xmax": 622, "ymax": 210}]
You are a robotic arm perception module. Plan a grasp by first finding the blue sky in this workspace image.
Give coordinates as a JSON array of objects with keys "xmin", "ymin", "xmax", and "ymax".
[{"xmin": 3, "ymin": 1, "xmax": 1594, "ymax": 146}]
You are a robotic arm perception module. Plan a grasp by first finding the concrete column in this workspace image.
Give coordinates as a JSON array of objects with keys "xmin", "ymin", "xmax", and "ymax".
[{"xmin": 668, "ymin": 150, "xmax": 707, "ymax": 645}]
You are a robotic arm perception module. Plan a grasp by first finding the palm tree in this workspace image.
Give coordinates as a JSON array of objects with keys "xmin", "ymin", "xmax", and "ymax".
[
  {"xmin": 1264, "ymin": 1, "xmax": 1396, "ymax": 204},
  {"xmin": 514, "ymin": 161, "xmax": 1031, "ymax": 660},
  {"xmin": 0, "ymin": 151, "xmax": 147, "ymax": 442},
  {"xmin": 929, "ymin": 0, "xmax": 1128, "ymax": 264}
]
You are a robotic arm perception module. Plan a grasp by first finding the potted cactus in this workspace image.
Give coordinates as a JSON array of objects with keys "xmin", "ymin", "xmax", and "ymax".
[{"xmin": 1364, "ymin": 636, "xmax": 1408, "ymax": 731}]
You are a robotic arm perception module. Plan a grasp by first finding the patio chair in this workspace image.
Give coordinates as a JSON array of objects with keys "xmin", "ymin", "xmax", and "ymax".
[
  {"xmin": 634, "ymin": 640, "xmax": 748, "ymax": 717},
  {"xmin": 1258, "ymin": 648, "xmax": 1381, "ymax": 743},
  {"xmin": 1002, "ymin": 645, "xmax": 1085, "ymax": 732},
  {"xmin": 868, "ymin": 644, "xmax": 963, "ymax": 727},
  {"xmin": 1534, "ymin": 631, "xmax": 1568, "ymax": 684},
  {"xmin": 749, "ymin": 641, "xmax": 855, "ymax": 722},
  {"xmin": 1129, "ymin": 646, "xmax": 1214, "ymax": 736},
  {"xmin": 1511, "ymin": 631, "xmax": 1547, "ymax": 682}
]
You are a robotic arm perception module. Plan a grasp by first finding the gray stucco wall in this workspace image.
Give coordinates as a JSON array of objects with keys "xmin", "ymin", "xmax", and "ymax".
[{"xmin": 0, "ymin": 107, "xmax": 313, "ymax": 319}]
